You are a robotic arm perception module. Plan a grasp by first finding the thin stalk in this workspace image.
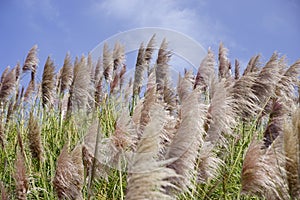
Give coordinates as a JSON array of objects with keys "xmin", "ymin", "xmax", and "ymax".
[
  {"xmin": 118, "ymin": 155, "xmax": 124, "ymax": 200},
  {"xmin": 87, "ymin": 113, "xmax": 101, "ymax": 199}
]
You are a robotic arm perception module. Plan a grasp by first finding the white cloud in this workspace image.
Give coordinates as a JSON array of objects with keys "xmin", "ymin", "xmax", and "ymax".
[
  {"xmin": 87, "ymin": 0, "xmax": 247, "ymax": 68},
  {"xmin": 88, "ymin": 0, "xmax": 223, "ymax": 46},
  {"xmin": 20, "ymin": 0, "xmax": 70, "ymax": 37}
]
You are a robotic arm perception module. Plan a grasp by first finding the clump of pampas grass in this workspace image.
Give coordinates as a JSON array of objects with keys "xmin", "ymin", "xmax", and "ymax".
[
  {"xmin": 53, "ymin": 144, "xmax": 84, "ymax": 200},
  {"xmin": 126, "ymin": 103, "xmax": 179, "ymax": 200}
]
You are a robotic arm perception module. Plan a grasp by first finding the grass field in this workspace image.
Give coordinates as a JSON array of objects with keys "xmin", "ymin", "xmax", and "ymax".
[{"xmin": 0, "ymin": 37, "xmax": 300, "ymax": 199}]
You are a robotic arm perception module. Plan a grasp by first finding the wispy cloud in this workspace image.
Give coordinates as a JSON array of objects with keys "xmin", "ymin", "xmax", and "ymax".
[
  {"xmin": 19, "ymin": 0, "xmax": 69, "ymax": 36},
  {"xmin": 93, "ymin": 0, "xmax": 195, "ymax": 30},
  {"xmin": 88, "ymin": 0, "xmax": 226, "ymax": 48},
  {"xmin": 87, "ymin": 0, "xmax": 245, "ymax": 73}
]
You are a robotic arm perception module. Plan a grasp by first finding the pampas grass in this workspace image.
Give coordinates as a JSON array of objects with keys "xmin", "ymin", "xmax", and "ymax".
[
  {"xmin": 58, "ymin": 52, "xmax": 73, "ymax": 94},
  {"xmin": 126, "ymin": 103, "xmax": 178, "ymax": 200},
  {"xmin": 156, "ymin": 38, "xmax": 171, "ymax": 92},
  {"xmin": 14, "ymin": 151, "xmax": 28, "ymax": 200},
  {"xmin": 229, "ymin": 70, "xmax": 260, "ymax": 120},
  {"xmin": 252, "ymin": 53, "xmax": 281, "ymax": 106},
  {"xmin": 218, "ymin": 43, "xmax": 231, "ymax": 79},
  {"xmin": 93, "ymin": 57, "xmax": 102, "ymax": 85},
  {"xmin": 0, "ymin": 39, "xmax": 299, "ymax": 200},
  {"xmin": 139, "ymin": 69, "xmax": 157, "ymax": 132},
  {"xmin": 41, "ymin": 56, "xmax": 55, "ymax": 108},
  {"xmin": 241, "ymin": 138, "xmax": 289, "ymax": 200},
  {"xmin": 177, "ymin": 71, "xmax": 193, "ymax": 102},
  {"xmin": 234, "ymin": 59, "xmax": 240, "ymax": 80},
  {"xmin": 262, "ymin": 100, "xmax": 286, "ymax": 148},
  {"xmin": 283, "ymin": 108, "xmax": 300, "ymax": 198},
  {"xmin": 276, "ymin": 59, "xmax": 300, "ymax": 109},
  {"xmin": 205, "ymin": 80, "xmax": 236, "ymax": 146},
  {"xmin": 53, "ymin": 144, "xmax": 84, "ymax": 200},
  {"xmin": 194, "ymin": 48, "xmax": 216, "ymax": 96},
  {"xmin": 0, "ymin": 67, "xmax": 16, "ymax": 103},
  {"xmin": 133, "ymin": 42, "xmax": 145, "ymax": 96},
  {"xmin": 23, "ymin": 77, "xmax": 35, "ymax": 102},
  {"xmin": 197, "ymin": 142, "xmax": 223, "ymax": 183},
  {"xmin": 113, "ymin": 42, "xmax": 125, "ymax": 71},
  {"xmin": 144, "ymin": 34, "xmax": 156, "ymax": 74},
  {"xmin": 28, "ymin": 112, "xmax": 44, "ymax": 163},
  {"xmin": 165, "ymin": 90, "xmax": 206, "ymax": 192},
  {"xmin": 67, "ymin": 55, "xmax": 91, "ymax": 114},
  {"xmin": 103, "ymin": 43, "xmax": 114, "ymax": 82},
  {"xmin": 23, "ymin": 44, "xmax": 39, "ymax": 75},
  {"xmin": 243, "ymin": 55, "xmax": 261, "ymax": 76}
]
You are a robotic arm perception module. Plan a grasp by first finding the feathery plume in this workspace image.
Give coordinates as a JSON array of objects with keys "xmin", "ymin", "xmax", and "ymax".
[
  {"xmin": 177, "ymin": 71, "xmax": 193, "ymax": 103},
  {"xmin": 144, "ymin": 34, "xmax": 156, "ymax": 65},
  {"xmin": 97, "ymin": 111, "xmax": 138, "ymax": 172},
  {"xmin": 23, "ymin": 78, "xmax": 35, "ymax": 102},
  {"xmin": 205, "ymin": 80, "xmax": 236, "ymax": 146},
  {"xmin": 144, "ymin": 34, "xmax": 156, "ymax": 74},
  {"xmin": 109, "ymin": 72, "xmax": 119, "ymax": 95},
  {"xmin": 197, "ymin": 142, "xmax": 223, "ymax": 183},
  {"xmin": 284, "ymin": 108, "xmax": 300, "ymax": 198},
  {"xmin": 41, "ymin": 56, "xmax": 55, "ymax": 108},
  {"xmin": 94, "ymin": 76, "xmax": 103, "ymax": 107},
  {"xmin": 194, "ymin": 48, "xmax": 217, "ymax": 95},
  {"xmin": 87, "ymin": 52, "xmax": 94, "ymax": 78},
  {"xmin": 103, "ymin": 43, "xmax": 114, "ymax": 82},
  {"xmin": 71, "ymin": 144, "xmax": 84, "ymax": 196},
  {"xmin": 23, "ymin": 44, "xmax": 39, "ymax": 74},
  {"xmin": 14, "ymin": 151, "xmax": 28, "ymax": 200},
  {"xmin": 263, "ymin": 100, "xmax": 286, "ymax": 148},
  {"xmin": 28, "ymin": 112, "xmax": 44, "ymax": 162},
  {"xmin": 133, "ymin": 42, "xmax": 145, "ymax": 96},
  {"xmin": 243, "ymin": 55, "xmax": 261, "ymax": 76},
  {"xmin": 67, "ymin": 55, "xmax": 91, "ymax": 113},
  {"xmin": 163, "ymin": 77, "xmax": 177, "ymax": 115},
  {"xmin": 124, "ymin": 77, "xmax": 133, "ymax": 105},
  {"xmin": 234, "ymin": 59, "xmax": 240, "ymax": 80},
  {"xmin": 218, "ymin": 43, "xmax": 231, "ymax": 79},
  {"xmin": 166, "ymin": 90, "xmax": 206, "ymax": 192},
  {"xmin": 93, "ymin": 57, "xmax": 102, "ymax": 84},
  {"xmin": 0, "ymin": 67, "xmax": 9, "ymax": 83},
  {"xmin": 113, "ymin": 42, "xmax": 125, "ymax": 70},
  {"xmin": 15, "ymin": 62, "xmax": 21, "ymax": 81},
  {"xmin": 276, "ymin": 59, "xmax": 300, "ymax": 109},
  {"xmin": 278, "ymin": 55, "xmax": 288, "ymax": 74},
  {"xmin": 139, "ymin": 69, "xmax": 157, "ymax": 132},
  {"xmin": 112, "ymin": 110, "xmax": 137, "ymax": 151},
  {"xmin": 119, "ymin": 64, "xmax": 126, "ymax": 90},
  {"xmin": 252, "ymin": 53, "xmax": 281, "ymax": 106},
  {"xmin": 0, "ymin": 67, "xmax": 16, "ymax": 103},
  {"xmin": 59, "ymin": 52, "xmax": 73, "ymax": 94},
  {"xmin": 126, "ymin": 103, "xmax": 178, "ymax": 200},
  {"xmin": 156, "ymin": 38, "xmax": 171, "ymax": 92},
  {"xmin": 229, "ymin": 71, "xmax": 260, "ymax": 120},
  {"xmin": 53, "ymin": 144, "xmax": 84, "ymax": 200},
  {"xmin": 241, "ymin": 138, "xmax": 289, "ymax": 199}
]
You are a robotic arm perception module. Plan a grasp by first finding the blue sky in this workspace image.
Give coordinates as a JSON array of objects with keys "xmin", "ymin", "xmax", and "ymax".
[{"xmin": 0, "ymin": 0, "xmax": 299, "ymax": 76}]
